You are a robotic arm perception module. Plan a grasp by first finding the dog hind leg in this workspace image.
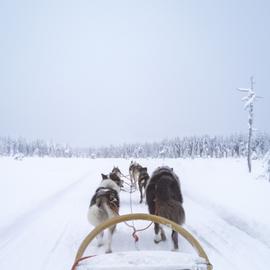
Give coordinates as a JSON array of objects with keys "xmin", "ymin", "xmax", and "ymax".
[
  {"xmin": 171, "ymin": 230, "xmax": 179, "ymax": 251},
  {"xmin": 97, "ymin": 231, "xmax": 104, "ymax": 247},
  {"xmin": 154, "ymin": 223, "xmax": 166, "ymax": 243},
  {"xmin": 105, "ymin": 225, "xmax": 116, "ymax": 253},
  {"xmin": 139, "ymin": 182, "xmax": 143, "ymax": 203}
]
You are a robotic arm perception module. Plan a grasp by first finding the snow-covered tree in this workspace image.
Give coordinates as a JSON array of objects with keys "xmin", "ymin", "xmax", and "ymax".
[
  {"xmin": 237, "ymin": 76, "xmax": 262, "ymax": 173},
  {"xmin": 159, "ymin": 145, "xmax": 167, "ymax": 159},
  {"xmin": 263, "ymin": 151, "xmax": 270, "ymax": 182},
  {"xmin": 1, "ymin": 134, "xmax": 270, "ymax": 159}
]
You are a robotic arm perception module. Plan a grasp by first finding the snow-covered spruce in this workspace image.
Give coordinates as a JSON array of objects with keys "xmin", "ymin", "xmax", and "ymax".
[{"xmin": 1, "ymin": 133, "xmax": 270, "ymax": 159}]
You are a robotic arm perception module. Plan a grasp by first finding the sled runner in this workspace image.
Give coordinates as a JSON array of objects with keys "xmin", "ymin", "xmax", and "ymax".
[{"xmin": 72, "ymin": 213, "xmax": 213, "ymax": 270}]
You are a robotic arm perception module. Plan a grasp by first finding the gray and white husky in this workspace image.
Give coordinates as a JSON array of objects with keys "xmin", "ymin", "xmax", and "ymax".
[
  {"xmin": 129, "ymin": 161, "xmax": 142, "ymax": 189},
  {"xmin": 87, "ymin": 174, "xmax": 120, "ymax": 253},
  {"xmin": 129, "ymin": 161, "xmax": 149, "ymax": 203}
]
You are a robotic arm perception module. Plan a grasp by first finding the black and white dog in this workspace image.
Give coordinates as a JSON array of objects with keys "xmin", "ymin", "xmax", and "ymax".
[
  {"xmin": 101, "ymin": 167, "xmax": 123, "ymax": 189},
  {"xmin": 111, "ymin": 166, "xmax": 122, "ymax": 178},
  {"xmin": 129, "ymin": 161, "xmax": 149, "ymax": 203},
  {"xmin": 145, "ymin": 166, "xmax": 185, "ymax": 250},
  {"xmin": 87, "ymin": 173, "xmax": 120, "ymax": 253}
]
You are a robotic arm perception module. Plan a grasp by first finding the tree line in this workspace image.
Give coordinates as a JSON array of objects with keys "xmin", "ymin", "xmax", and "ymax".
[{"xmin": 0, "ymin": 133, "xmax": 270, "ymax": 159}]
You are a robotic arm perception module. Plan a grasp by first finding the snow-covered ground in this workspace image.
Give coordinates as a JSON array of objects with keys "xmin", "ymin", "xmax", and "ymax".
[{"xmin": 0, "ymin": 157, "xmax": 269, "ymax": 270}]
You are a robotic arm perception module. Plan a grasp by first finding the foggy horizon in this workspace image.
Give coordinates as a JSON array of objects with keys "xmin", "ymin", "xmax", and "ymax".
[
  {"xmin": 2, "ymin": 131, "xmax": 270, "ymax": 150},
  {"xmin": 1, "ymin": 0, "xmax": 270, "ymax": 147}
]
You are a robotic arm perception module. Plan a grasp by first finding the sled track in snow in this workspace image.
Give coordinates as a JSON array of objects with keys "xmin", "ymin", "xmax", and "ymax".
[
  {"xmin": 0, "ymin": 170, "xmax": 92, "ymax": 250},
  {"xmin": 185, "ymin": 225, "xmax": 223, "ymax": 256},
  {"xmin": 185, "ymin": 196, "xmax": 270, "ymax": 270},
  {"xmin": 216, "ymin": 211, "xmax": 270, "ymax": 249},
  {"xmin": 184, "ymin": 192, "xmax": 270, "ymax": 249}
]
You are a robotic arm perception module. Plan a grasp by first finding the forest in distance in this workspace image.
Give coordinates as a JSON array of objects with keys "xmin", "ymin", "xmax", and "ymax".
[{"xmin": 1, "ymin": 133, "xmax": 270, "ymax": 159}]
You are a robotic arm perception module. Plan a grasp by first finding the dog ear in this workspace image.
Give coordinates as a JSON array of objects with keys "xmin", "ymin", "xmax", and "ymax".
[
  {"xmin": 101, "ymin": 173, "xmax": 108, "ymax": 180},
  {"xmin": 171, "ymin": 168, "xmax": 173, "ymax": 171}
]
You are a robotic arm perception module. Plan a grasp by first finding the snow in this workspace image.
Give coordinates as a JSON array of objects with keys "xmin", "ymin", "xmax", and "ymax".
[
  {"xmin": 244, "ymin": 93, "xmax": 255, "ymax": 110},
  {"xmin": 237, "ymin": 88, "xmax": 251, "ymax": 92},
  {"xmin": 0, "ymin": 157, "xmax": 269, "ymax": 270},
  {"xmin": 0, "ymin": 157, "xmax": 94, "ymax": 229},
  {"xmin": 77, "ymin": 251, "xmax": 207, "ymax": 270}
]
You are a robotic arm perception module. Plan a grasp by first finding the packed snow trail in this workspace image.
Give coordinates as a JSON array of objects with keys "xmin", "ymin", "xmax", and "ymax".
[
  {"xmin": 185, "ymin": 197, "xmax": 270, "ymax": 270},
  {"xmin": 0, "ymin": 157, "xmax": 269, "ymax": 270},
  {"xmin": 0, "ymin": 168, "xmax": 93, "ymax": 270}
]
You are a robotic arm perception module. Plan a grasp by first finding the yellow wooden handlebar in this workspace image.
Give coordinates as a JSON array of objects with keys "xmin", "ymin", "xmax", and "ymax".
[{"xmin": 74, "ymin": 213, "xmax": 213, "ymax": 270}]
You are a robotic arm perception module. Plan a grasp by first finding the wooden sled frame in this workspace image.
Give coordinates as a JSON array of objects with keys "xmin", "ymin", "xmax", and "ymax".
[{"xmin": 74, "ymin": 213, "xmax": 213, "ymax": 270}]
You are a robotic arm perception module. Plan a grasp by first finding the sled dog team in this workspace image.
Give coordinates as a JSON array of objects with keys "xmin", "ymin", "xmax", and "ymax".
[{"xmin": 87, "ymin": 161, "xmax": 185, "ymax": 253}]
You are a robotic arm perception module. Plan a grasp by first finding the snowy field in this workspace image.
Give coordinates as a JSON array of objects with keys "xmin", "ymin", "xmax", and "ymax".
[{"xmin": 0, "ymin": 157, "xmax": 270, "ymax": 270}]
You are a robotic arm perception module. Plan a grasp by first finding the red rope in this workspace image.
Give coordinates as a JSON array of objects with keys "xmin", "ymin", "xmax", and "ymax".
[{"xmin": 123, "ymin": 221, "xmax": 153, "ymax": 243}]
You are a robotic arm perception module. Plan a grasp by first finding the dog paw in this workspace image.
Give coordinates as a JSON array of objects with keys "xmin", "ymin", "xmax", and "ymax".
[
  {"xmin": 105, "ymin": 249, "xmax": 112, "ymax": 254},
  {"xmin": 154, "ymin": 234, "xmax": 163, "ymax": 244}
]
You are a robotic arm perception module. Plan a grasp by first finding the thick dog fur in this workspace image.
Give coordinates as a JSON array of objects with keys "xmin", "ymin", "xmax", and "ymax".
[
  {"xmin": 138, "ymin": 167, "xmax": 149, "ymax": 203},
  {"xmin": 129, "ymin": 161, "xmax": 149, "ymax": 203},
  {"xmin": 87, "ymin": 175, "xmax": 120, "ymax": 253},
  {"xmin": 129, "ymin": 161, "xmax": 142, "ymax": 188},
  {"xmin": 101, "ymin": 170, "xmax": 123, "ymax": 190},
  {"xmin": 111, "ymin": 166, "xmax": 122, "ymax": 179},
  {"xmin": 145, "ymin": 166, "xmax": 185, "ymax": 250}
]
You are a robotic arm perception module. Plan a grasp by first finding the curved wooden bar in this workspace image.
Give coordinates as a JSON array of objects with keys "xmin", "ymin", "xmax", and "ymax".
[{"xmin": 74, "ymin": 213, "xmax": 213, "ymax": 270}]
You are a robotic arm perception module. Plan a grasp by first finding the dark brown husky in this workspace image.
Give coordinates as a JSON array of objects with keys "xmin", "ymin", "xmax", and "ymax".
[{"xmin": 145, "ymin": 166, "xmax": 185, "ymax": 250}]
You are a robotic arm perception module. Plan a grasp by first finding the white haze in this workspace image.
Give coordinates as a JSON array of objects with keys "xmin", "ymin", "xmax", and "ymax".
[{"xmin": 1, "ymin": 0, "xmax": 270, "ymax": 146}]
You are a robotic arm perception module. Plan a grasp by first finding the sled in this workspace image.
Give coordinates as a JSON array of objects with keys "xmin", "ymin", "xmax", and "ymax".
[{"xmin": 72, "ymin": 213, "xmax": 213, "ymax": 270}]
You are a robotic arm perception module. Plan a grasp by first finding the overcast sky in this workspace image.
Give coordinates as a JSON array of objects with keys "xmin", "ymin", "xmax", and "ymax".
[{"xmin": 1, "ymin": 0, "xmax": 270, "ymax": 147}]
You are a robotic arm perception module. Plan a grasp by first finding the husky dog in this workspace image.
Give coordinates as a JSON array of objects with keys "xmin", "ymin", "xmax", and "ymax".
[
  {"xmin": 111, "ymin": 166, "xmax": 122, "ymax": 178},
  {"xmin": 87, "ymin": 175, "xmax": 120, "ymax": 253},
  {"xmin": 101, "ymin": 169, "xmax": 123, "ymax": 190},
  {"xmin": 138, "ymin": 167, "xmax": 149, "ymax": 203},
  {"xmin": 129, "ymin": 161, "xmax": 149, "ymax": 203},
  {"xmin": 129, "ymin": 161, "xmax": 142, "ymax": 189},
  {"xmin": 145, "ymin": 166, "xmax": 185, "ymax": 250}
]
